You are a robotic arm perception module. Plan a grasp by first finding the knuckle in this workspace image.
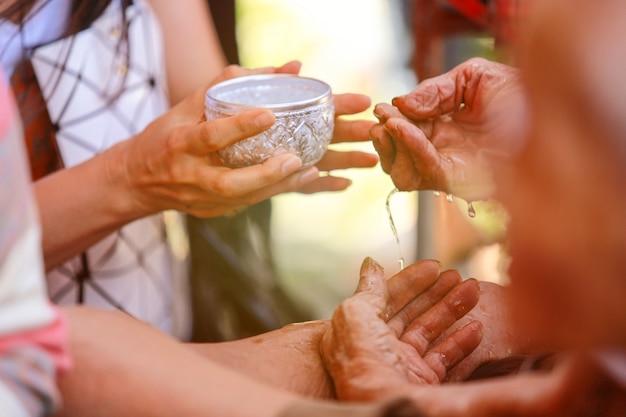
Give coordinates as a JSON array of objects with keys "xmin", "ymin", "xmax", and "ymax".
[
  {"xmin": 209, "ymin": 172, "xmax": 235, "ymax": 198},
  {"xmin": 164, "ymin": 130, "xmax": 183, "ymax": 156},
  {"xmin": 232, "ymin": 114, "xmax": 252, "ymax": 135},
  {"xmin": 201, "ymin": 122, "xmax": 222, "ymax": 152},
  {"xmin": 400, "ymin": 329, "xmax": 429, "ymax": 354}
]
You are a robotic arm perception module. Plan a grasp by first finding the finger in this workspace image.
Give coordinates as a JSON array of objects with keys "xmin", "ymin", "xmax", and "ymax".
[
  {"xmin": 231, "ymin": 164, "xmax": 323, "ymax": 203},
  {"xmin": 170, "ymin": 86, "xmax": 214, "ymax": 124},
  {"xmin": 392, "ymin": 73, "xmax": 460, "ymax": 120},
  {"xmin": 386, "ymin": 259, "xmax": 442, "ymax": 316},
  {"xmin": 340, "ymin": 257, "xmax": 388, "ymax": 320},
  {"xmin": 387, "ymin": 269, "xmax": 460, "ymax": 337},
  {"xmin": 198, "ymin": 154, "xmax": 313, "ymax": 198},
  {"xmin": 331, "ymin": 119, "xmax": 375, "ymax": 144},
  {"xmin": 333, "ymin": 93, "xmax": 372, "ymax": 116},
  {"xmin": 274, "ymin": 60, "xmax": 302, "ymax": 75},
  {"xmin": 354, "ymin": 257, "xmax": 386, "ymax": 296},
  {"xmin": 210, "ymin": 62, "xmax": 301, "ymax": 86},
  {"xmin": 296, "ymin": 175, "xmax": 352, "ymax": 194},
  {"xmin": 423, "ymin": 320, "xmax": 484, "ymax": 383},
  {"xmin": 370, "ymin": 124, "xmax": 395, "ymax": 174},
  {"xmin": 401, "ymin": 278, "xmax": 481, "ymax": 355},
  {"xmin": 176, "ymin": 65, "xmax": 303, "ymax": 125},
  {"xmin": 183, "ymin": 109, "xmax": 275, "ymax": 155},
  {"xmin": 315, "ymin": 150, "xmax": 378, "ymax": 172},
  {"xmin": 385, "ymin": 118, "xmax": 440, "ymax": 174},
  {"xmin": 207, "ymin": 65, "xmax": 266, "ymax": 87},
  {"xmin": 373, "ymin": 103, "xmax": 406, "ymax": 123}
]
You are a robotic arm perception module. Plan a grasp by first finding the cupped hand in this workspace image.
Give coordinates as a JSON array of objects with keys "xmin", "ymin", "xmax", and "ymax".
[
  {"xmin": 425, "ymin": 281, "xmax": 527, "ymax": 382},
  {"xmin": 371, "ymin": 58, "xmax": 526, "ymax": 201},
  {"xmin": 320, "ymin": 258, "xmax": 483, "ymax": 402}
]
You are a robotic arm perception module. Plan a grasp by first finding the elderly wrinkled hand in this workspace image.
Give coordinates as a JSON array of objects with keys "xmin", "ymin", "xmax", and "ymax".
[
  {"xmin": 433, "ymin": 281, "xmax": 527, "ymax": 382},
  {"xmin": 371, "ymin": 58, "xmax": 525, "ymax": 201},
  {"xmin": 320, "ymin": 258, "xmax": 483, "ymax": 402}
]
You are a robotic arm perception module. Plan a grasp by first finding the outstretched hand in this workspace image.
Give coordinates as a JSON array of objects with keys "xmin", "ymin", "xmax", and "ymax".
[
  {"xmin": 371, "ymin": 58, "xmax": 526, "ymax": 201},
  {"xmin": 111, "ymin": 62, "xmax": 377, "ymax": 219},
  {"xmin": 299, "ymin": 92, "xmax": 379, "ymax": 194},
  {"xmin": 211, "ymin": 61, "xmax": 379, "ymax": 195},
  {"xmin": 320, "ymin": 258, "xmax": 483, "ymax": 402}
]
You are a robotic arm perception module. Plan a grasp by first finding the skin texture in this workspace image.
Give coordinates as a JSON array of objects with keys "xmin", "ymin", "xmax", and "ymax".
[
  {"xmin": 188, "ymin": 259, "xmax": 482, "ymax": 399},
  {"xmin": 321, "ymin": 0, "xmax": 626, "ymax": 414},
  {"xmin": 436, "ymin": 281, "xmax": 525, "ymax": 382},
  {"xmin": 370, "ymin": 61, "xmax": 529, "ymax": 379},
  {"xmin": 321, "ymin": 258, "xmax": 482, "ymax": 401},
  {"xmin": 52, "ymin": 259, "xmax": 483, "ymax": 416},
  {"xmin": 370, "ymin": 57, "xmax": 525, "ymax": 201},
  {"xmin": 18, "ymin": 0, "xmax": 626, "ymax": 415}
]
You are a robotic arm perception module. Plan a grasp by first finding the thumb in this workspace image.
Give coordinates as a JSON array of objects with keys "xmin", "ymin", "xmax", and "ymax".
[
  {"xmin": 183, "ymin": 109, "xmax": 275, "ymax": 155},
  {"xmin": 354, "ymin": 257, "xmax": 385, "ymax": 296},
  {"xmin": 353, "ymin": 257, "xmax": 390, "ymax": 319}
]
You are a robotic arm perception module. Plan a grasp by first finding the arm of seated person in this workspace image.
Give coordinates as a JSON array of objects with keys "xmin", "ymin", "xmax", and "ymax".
[
  {"xmin": 54, "ymin": 306, "xmax": 302, "ymax": 417},
  {"xmin": 189, "ymin": 259, "xmax": 483, "ymax": 399}
]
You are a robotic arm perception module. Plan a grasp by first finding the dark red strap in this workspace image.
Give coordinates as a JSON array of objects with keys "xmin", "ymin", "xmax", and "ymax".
[{"xmin": 10, "ymin": 60, "xmax": 63, "ymax": 181}]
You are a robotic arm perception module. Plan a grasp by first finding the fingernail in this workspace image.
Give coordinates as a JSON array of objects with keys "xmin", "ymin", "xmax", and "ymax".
[
  {"xmin": 281, "ymin": 155, "xmax": 302, "ymax": 175},
  {"xmin": 254, "ymin": 111, "xmax": 275, "ymax": 128},
  {"xmin": 362, "ymin": 257, "xmax": 383, "ymax": 271}
]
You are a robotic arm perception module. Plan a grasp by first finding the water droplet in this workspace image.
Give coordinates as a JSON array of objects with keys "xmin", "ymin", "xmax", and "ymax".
[
  {"xmin": 446, "ymin": 193, "xmax": 454, "ymax": 203},
  {"xmin": 467, "ymin": 201, "xmax": 476, "ymax": 218},
  {"xmin": 386, "ymin": 188, "xmax": 405, "ymax": 270},
  {"xmin": 433, "ymin": 190, "xmax": 441, "ymax": 197}
]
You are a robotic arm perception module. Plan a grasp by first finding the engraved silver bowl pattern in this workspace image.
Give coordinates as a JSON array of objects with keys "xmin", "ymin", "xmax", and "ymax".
[{"xmin": 204, "ymin": 74, "xmax": 335, "ymax": 168}]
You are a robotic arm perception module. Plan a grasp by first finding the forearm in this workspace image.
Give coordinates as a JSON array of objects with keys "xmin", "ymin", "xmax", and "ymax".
[
  {"xmin": 187, "ymin": 321, "xmax": 335, "ymax": 399},
  {"xmin": 55, "ymin": 307, "xmax": 301, "ymax": 417},
  {"xmin": 34, "ymin": 141, "xmax": 141, "ymax": 270},
  {"xmin": 149, "ymin": 0, "xmax": 227, "ymax": 105}
]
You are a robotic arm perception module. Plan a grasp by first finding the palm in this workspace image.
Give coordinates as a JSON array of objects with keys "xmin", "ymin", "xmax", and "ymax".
[
  {"xmin": 321, "ymin": 258, "xmax": 482, "ymax": 402},
  {"xmin": 373, "ymin": 58, "xmax": 524, "ymax": 201},
  {"xmin": 386, "ymin": 115, "xmax": 495, "ymax": 199}
]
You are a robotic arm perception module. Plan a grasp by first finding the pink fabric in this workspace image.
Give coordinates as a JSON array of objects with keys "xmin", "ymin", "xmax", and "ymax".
[
  {"xmin": 0, "ymin": 68, "xmax": 13, "ymax": 137},
  {"xmin": 0, "ymin": 307, "xmax": 71, "ymax": 373}
]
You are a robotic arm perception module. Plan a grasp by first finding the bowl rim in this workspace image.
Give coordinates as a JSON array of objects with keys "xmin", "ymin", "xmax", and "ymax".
[{"xmin": 205, "ymin": 74, "xmax": 333, "ymax": 113}]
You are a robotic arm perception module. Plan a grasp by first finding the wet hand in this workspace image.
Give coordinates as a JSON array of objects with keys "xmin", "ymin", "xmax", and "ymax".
[
  {"xmin": 371, "ymin": 58, "xmax": 526, "ymax": 201},
  {"xmin": 298, "ymin": 93, "xmax": 379, "ymax": 194},
  {"xmin": 320, "ymin": 258, "xmax": 483, "ymax": 402}
]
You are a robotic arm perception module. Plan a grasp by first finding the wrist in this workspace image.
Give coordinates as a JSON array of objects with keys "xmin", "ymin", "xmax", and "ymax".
[{"xmin": 102, "ymin": 138, "xmax": 154, "ymax": 222}]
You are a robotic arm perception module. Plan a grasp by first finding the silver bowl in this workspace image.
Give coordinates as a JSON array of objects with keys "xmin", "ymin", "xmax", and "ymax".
[{"xmin": 205, "ymin": 74, "xmax": 335, "ymax": 168}]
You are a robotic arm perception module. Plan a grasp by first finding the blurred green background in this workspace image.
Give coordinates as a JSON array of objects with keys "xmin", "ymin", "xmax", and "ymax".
[{"xmin": 235, "ymin": 0, "xmax": 507, "ymax": 319}]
